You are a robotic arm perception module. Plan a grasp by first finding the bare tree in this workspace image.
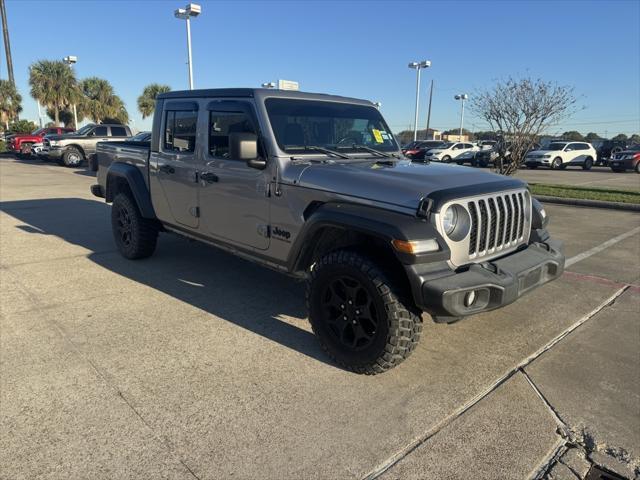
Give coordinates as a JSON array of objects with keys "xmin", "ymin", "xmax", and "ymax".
[{"xmin": 471, "ymin": 77, "xmax": 578, "ymax": 175}]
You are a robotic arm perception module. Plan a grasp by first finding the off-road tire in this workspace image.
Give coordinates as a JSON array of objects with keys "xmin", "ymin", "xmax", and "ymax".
[
  {"xmin": 306, "ymin": 250, "xmax": 422, "ymax": 374},
  {"xmin": 582, "ymin": 157, "xmax": 593, "ymax": 170},
  {"xmin": 551, "ymin": 157, "xmax": 562, "ymax": 170},
  {"xmin": 62, "ymin": 147, "xmax": 84, "ymax": 167},
  {"xmin": 111, "ymin": 193, "xmax": 158, "ymax": 259}
]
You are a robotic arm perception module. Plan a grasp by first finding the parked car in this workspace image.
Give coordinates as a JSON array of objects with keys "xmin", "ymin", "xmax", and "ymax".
[
  {"xmin": 8, "ymin": 127, "xmax": 74, "ymax": 157},
  {"xmin": 591, "ymin": 139, "xmax": 637, "ymax": 164},
  {"xmin": 90, "ymin": 131, "xmax": 151, "ymax": 171},
  {"xmin": 525, "ymin": 142, "xmax": 597, "ymax": 170},
  {"xmin": 423, "ymin": 142, "xmax": 478, "ymax": 163},
  {"xmin": 403, "ymin": 140, "xmax": 446, "ymax": 160},
  {"xmin": 476, "ymin": 140, "xmax": 497, "ymax": 150},
  {"xmin": 91, "ymin": 87, "xmax": 564, "ymax": 374},
  {"xmin": 39, "ymin": 123, "xmax": 132, "ymax": 167},
  {"xmin": 609, "ymin": 146, "xmax": 640, "ymax": 173}
]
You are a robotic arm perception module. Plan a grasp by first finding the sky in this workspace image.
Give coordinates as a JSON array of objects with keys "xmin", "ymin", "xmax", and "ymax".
[{"xmin": 2, "ymin": 0, "xmax": 639, "ymax": 136}]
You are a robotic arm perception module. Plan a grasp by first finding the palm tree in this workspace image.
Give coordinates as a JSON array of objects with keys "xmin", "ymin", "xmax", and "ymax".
[
  {"xmin": 0, "ymin": 79, "xmax": 22, "ymax": 129},
  {"xmin": 137, "ymin": 84, "xmax": 171, "ymax": 119},
  {"xmin": 77, "ymin": 77, "xmax": 129, "ymax": 124},
  {"xmin": 29, "ymin": 60, "xmax": 78, "ymax": 125}
]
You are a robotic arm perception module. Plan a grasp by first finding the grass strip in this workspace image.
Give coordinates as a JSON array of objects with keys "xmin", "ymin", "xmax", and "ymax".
[{"xmin": 529, "ymin": 183, "xmax": 640, "ymax": 204}]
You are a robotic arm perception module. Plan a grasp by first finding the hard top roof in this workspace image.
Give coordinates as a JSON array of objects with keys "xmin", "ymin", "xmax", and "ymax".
[{"xmin": 157, "ymin": 88, "xmax": 374, "ymax": 106}]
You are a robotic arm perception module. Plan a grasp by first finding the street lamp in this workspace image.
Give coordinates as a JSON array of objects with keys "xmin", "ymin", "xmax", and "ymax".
[
  {"xmin": 63, "ymin": 55, "xmax": 78, "ymax": 129},
  {"xmin": 454, "ymin": 93, "xmax": 468, "ymax": 141},
  {"xmin": 174, "ymin": 3, "xmax": 201, "ymax": 90},
  {"xmin": 261, "ymin": 82, "xmax": 276, "ymax": 89},
  {"xmin": 408, "ymin": 60, "xmax": 431, "ymax": 141}
]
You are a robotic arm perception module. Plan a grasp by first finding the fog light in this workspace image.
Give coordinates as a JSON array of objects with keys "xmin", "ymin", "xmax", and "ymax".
[{"xmin": 464, "ymin": 290, "xmax": 476, "ymax": 307}]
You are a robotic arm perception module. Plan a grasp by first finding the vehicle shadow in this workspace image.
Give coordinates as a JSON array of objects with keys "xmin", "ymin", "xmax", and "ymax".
[{"xmin": 0, "ymin": 197, "xmax": 333, "ymax": 367}]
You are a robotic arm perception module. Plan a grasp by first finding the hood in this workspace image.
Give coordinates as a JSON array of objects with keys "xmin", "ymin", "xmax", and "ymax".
[
  {"xmin": 296, "ymin": 159, "xmax": 524, "ymax": 210},
  {"xmin": 527, "ymin": 149, "xmax": 554, "ymax": 156},
  {"xmin": 46, "ymin": 133, "xmax": 84, "ymax": 141}
]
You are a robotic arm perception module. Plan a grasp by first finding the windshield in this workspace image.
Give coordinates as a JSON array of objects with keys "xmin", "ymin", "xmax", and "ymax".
[
  {"xmin": 31, "ymin": 128, "xmax": 45, "ymax": 135},
  {"xmin": 75, "ymin": 124, "xmax": 94, "ymax": 135},
  {"xmin": 437, "ymin": 142, "xmax": 454, "ymax": 149},
  {"xmin": 420, "ymin": 141, "xmax": 444, "ymax": 148},
  {"xmin": 403, "ymin": 141, "xmax": 419, "ymax": 150},
  {"xmin": 265, "ymin": 98, "xmax": 399, "ymax": 155},
  {"xmin": 131, "ymin": 131, "xmax": 151, "ymax": 142},
  {"xmin": 546, "ymin": 143, "xmax": 567, "ymax": 151}
]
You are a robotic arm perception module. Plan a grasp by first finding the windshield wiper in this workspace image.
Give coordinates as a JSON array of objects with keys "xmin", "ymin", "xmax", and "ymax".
[
  {"xmin": 286, "ymin": 145, "xmax": 350, "ymax": 159},
  {"xmin": 347, "ymin": 144, "xmax": 402, "ymax": 159}
]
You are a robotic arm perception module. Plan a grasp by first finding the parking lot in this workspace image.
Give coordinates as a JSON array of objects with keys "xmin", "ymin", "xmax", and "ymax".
[
  {"xmin": 515, "ymin": 166, "xmax": 640, "ymax": 191},
  {"xmin": 1, "ymin": 156, "xmax": 639, "ymax": 479}
]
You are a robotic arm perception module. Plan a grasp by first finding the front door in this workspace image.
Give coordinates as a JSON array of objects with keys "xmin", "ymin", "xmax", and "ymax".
[
  {"xmin": 153, "ymin": 106, "xmax": 200, "ymax": 228},
  {"xmin": 198, "ymin": 101, "xmax": 270, "ymax": 250}
]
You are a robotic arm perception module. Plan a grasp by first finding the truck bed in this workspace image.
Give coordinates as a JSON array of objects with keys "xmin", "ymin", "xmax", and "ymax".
[{"xmin": 95, "ymin": 141, "xmax": 150, "ymax": 192}]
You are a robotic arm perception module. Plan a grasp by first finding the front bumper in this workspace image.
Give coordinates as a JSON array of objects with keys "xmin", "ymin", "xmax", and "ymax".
[
  {"xmin": 408, "ymin": 239, "xmax": 564, "ymax": 322},
  {"xmin": 39, "ymin": 146, "xmax": 63, "ymax": 159}
]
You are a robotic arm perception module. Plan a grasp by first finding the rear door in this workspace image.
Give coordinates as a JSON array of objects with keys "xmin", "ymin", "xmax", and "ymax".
[
  {"xmin": 198, "ymin": 100, "xmax": 270, "ymax": 250},
  {"xmin": 152, "ymin": 103, "xmax": 200, "ymax": 228}
]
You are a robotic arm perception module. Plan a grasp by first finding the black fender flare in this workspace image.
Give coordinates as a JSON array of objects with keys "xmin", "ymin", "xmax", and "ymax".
[
  {"xmin": 106, "ymin": 163, "xmax": 156, "ymax": 219},
  {"xmin": 287, "ymin": 202, "xmax": 448, "ymax": 272}
]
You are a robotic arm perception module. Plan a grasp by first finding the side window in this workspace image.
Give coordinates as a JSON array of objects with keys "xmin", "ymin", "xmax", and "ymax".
[
  {"xmin": 47, "ymin": 128, "xmax": 58, "ymax": 134},
  {"xmin": 464, "ymin": 143, "xmax": 473, "ymax": 149},
  {"xmin": 209, "ymin": 111, "xmax": 257, "ymax": 159},
  {"xmin": 94, "ymin": 126, "xmax": 108, "ymax": 136},
  {"xmin": 164, "ymin": 110, "xmax": 197, "ymax": 153},
  {"xmin": 110, "ymin": 126, "xmax": 128, "ymax": 137}
]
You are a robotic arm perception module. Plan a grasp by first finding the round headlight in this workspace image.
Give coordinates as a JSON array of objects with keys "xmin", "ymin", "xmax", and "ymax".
[{"xmin": 442, "ymin": 206, "xmax": 458, "ymax": 235}]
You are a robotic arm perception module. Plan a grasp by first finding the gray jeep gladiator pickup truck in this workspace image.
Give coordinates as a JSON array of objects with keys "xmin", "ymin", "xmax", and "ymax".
[{"xmin": 92, "ymin": 88, "xmax": 564, "ymax": 374}]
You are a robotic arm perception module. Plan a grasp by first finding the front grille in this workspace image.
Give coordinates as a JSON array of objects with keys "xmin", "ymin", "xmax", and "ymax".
[{"xmin": 467, "ymin": 191, "xmax": 528, "ymax": 259}]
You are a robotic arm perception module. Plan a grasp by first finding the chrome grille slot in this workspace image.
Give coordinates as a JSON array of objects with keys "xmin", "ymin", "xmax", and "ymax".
[{"xmin": 441, "ymin": 188, "xmax": 531, "ymax": 267}]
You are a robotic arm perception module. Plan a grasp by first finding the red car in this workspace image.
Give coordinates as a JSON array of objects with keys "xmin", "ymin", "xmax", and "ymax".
[{"xmin": 9, "ymin": 127, "xmax": 75, "ymax": 157}]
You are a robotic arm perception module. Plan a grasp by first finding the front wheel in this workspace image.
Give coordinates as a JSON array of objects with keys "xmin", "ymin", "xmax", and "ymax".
[
  {"xmin": 307, "ymin": 250, "xmax": 422, "ymax": 374},
  {"xmin": 441, "ymin": 155, "xmax": 451, "ymax": 163},
  {"xmin": 111, "ymin": 193, "xmax": 158, "ymax": 259},
  {"xmin": 19, "ymin": 144, "xmax": 33, "ymax": 158},
  {"xmin": 62, "ymin": 147, "xmax": 84, "ymax": 167},
  {"xmin": 582, "ymin": 157, "xmax": 593, "ymax": 170},
  {"xmin": 551, "ymin": 157, "xmax": 562, "ymax": 170}
]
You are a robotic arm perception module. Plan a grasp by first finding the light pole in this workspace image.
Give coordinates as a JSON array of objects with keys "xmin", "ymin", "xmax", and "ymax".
[
  {"xmin": 408, "ymin": 60, "xmax": 431, "ymax": 141},
  {"xmin": 454, "ymin": 93, "xmax": 468, "ymax": 141},
  {"xmin": 63, "ymin": 55, "xmax": 78, "ymax": 129},
  {"xmin": 174, "ymin": 3, "xmax": 201, "ymax": 90}
]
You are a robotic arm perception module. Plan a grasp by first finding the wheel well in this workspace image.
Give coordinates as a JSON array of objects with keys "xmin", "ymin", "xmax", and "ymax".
[
  {"xmin": 65, "ymin": 144, "xmax": 86, "ymax": 158},
  {"xmin": 106, "ymin": 175, "xmax": 133, "ymax": 202},
  {"xmin": 297, "ymin": 226, "xmax": 410, "ymax": 294}
]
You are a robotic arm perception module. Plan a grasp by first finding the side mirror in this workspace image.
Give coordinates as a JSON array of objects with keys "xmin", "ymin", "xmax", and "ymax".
[{"xmin": 229, "ymin": 132, "xmax": 266, "ymax": 169}]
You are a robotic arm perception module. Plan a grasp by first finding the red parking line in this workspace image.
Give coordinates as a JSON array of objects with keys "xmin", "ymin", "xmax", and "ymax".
[{"xmin": 563, "ymin": 270, "xmax": 640, "ymax": 293}]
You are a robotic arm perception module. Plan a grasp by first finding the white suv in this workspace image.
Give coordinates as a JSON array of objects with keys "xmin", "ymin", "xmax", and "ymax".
[
  {"xmin": 525, "ymin": 142, "xmax": 598, "ymax": 170},
  {"xmin": 424, "ymin": 142, "xmax": 478, "ymax": 163}
]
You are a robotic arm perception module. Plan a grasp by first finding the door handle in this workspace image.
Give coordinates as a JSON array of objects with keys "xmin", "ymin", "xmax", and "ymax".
[
  {"xmin": 159, "ymin": 164, "xmax": 175, "ymax": 174},
  {"xmin": 200, "ymin": 172, "xmax": 219, "ymax": 183}
]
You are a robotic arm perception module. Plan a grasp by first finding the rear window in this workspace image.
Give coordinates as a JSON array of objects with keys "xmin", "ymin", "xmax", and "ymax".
[
  {"xmin": 110, "ymin": 126, "xmax": 128, "ymax": 137},
  {"xmin": 94, "ymin": 126, "xmax": 108, "ymax": 136},
  {"xmin": 164, "ymin": 110, "xmax": 197, "ymax": 153}
]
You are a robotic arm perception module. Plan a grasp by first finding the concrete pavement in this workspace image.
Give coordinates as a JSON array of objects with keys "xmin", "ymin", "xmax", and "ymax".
[{"xmin": 1, "ymin": 156, "xmax": 639, "ymax": 479}]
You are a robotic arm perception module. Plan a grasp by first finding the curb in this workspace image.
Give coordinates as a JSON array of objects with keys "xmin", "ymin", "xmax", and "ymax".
[{"xmin": 535, "ymin": 195, "xmax": 640, "ymax": 212}]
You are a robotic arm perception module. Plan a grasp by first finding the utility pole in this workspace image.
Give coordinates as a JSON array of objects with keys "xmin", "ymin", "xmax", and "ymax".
[
  {"xmin": 425, "ymin": 80, "xmax": 434, "ymax": 140},
  {"xmin": 0, "ymin": 0, "xmax": 14, "ymax": 86},
  {"xmin": 408, "ymin": 60, "xmax": 431, "ymax": 141}
]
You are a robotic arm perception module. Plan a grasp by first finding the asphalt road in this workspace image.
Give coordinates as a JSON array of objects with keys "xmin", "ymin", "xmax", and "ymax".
[{"xmin": 1, "ymin": 156, "xmax": 639, "ymax": 480}]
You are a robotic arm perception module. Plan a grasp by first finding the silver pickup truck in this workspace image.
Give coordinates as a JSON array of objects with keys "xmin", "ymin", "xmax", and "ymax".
[{"xmin": 92, "ymin": 88, "xmax": 564, "ymax": 374}]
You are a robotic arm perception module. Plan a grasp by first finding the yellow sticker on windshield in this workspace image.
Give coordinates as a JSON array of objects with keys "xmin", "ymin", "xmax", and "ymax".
[{"xmin": 372, "ymin": 129, "xmax": 384, "ymax": 143}]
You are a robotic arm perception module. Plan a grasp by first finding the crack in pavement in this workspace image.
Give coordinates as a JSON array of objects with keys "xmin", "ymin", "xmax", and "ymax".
[
  {"xmin": 42, "ymin": 315, "xmax": 203, "ymax": 480},
  {"xmin": 362, "ymin": 286, "xmax": 629, "ymax": 480}
]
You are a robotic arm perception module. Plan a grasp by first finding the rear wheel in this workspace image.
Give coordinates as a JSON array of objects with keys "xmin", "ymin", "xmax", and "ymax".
[
  {"xmin": 307, "ymin": 250, "xmax": 422, "ymax": 374},
  {"xmin": 551, "ymin": 157, "xmax": 562, "ymax": 170},
  {"xmin": 62, "ymin": 147, "xmax": 84, "ymax": 167},
  {"xmin": 582, "ymin": 157, "xmax": 593, "ymax": 170},
  {"xmin": 111, "ymin": 193, "xmax": 158, "ymax": 259}
]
